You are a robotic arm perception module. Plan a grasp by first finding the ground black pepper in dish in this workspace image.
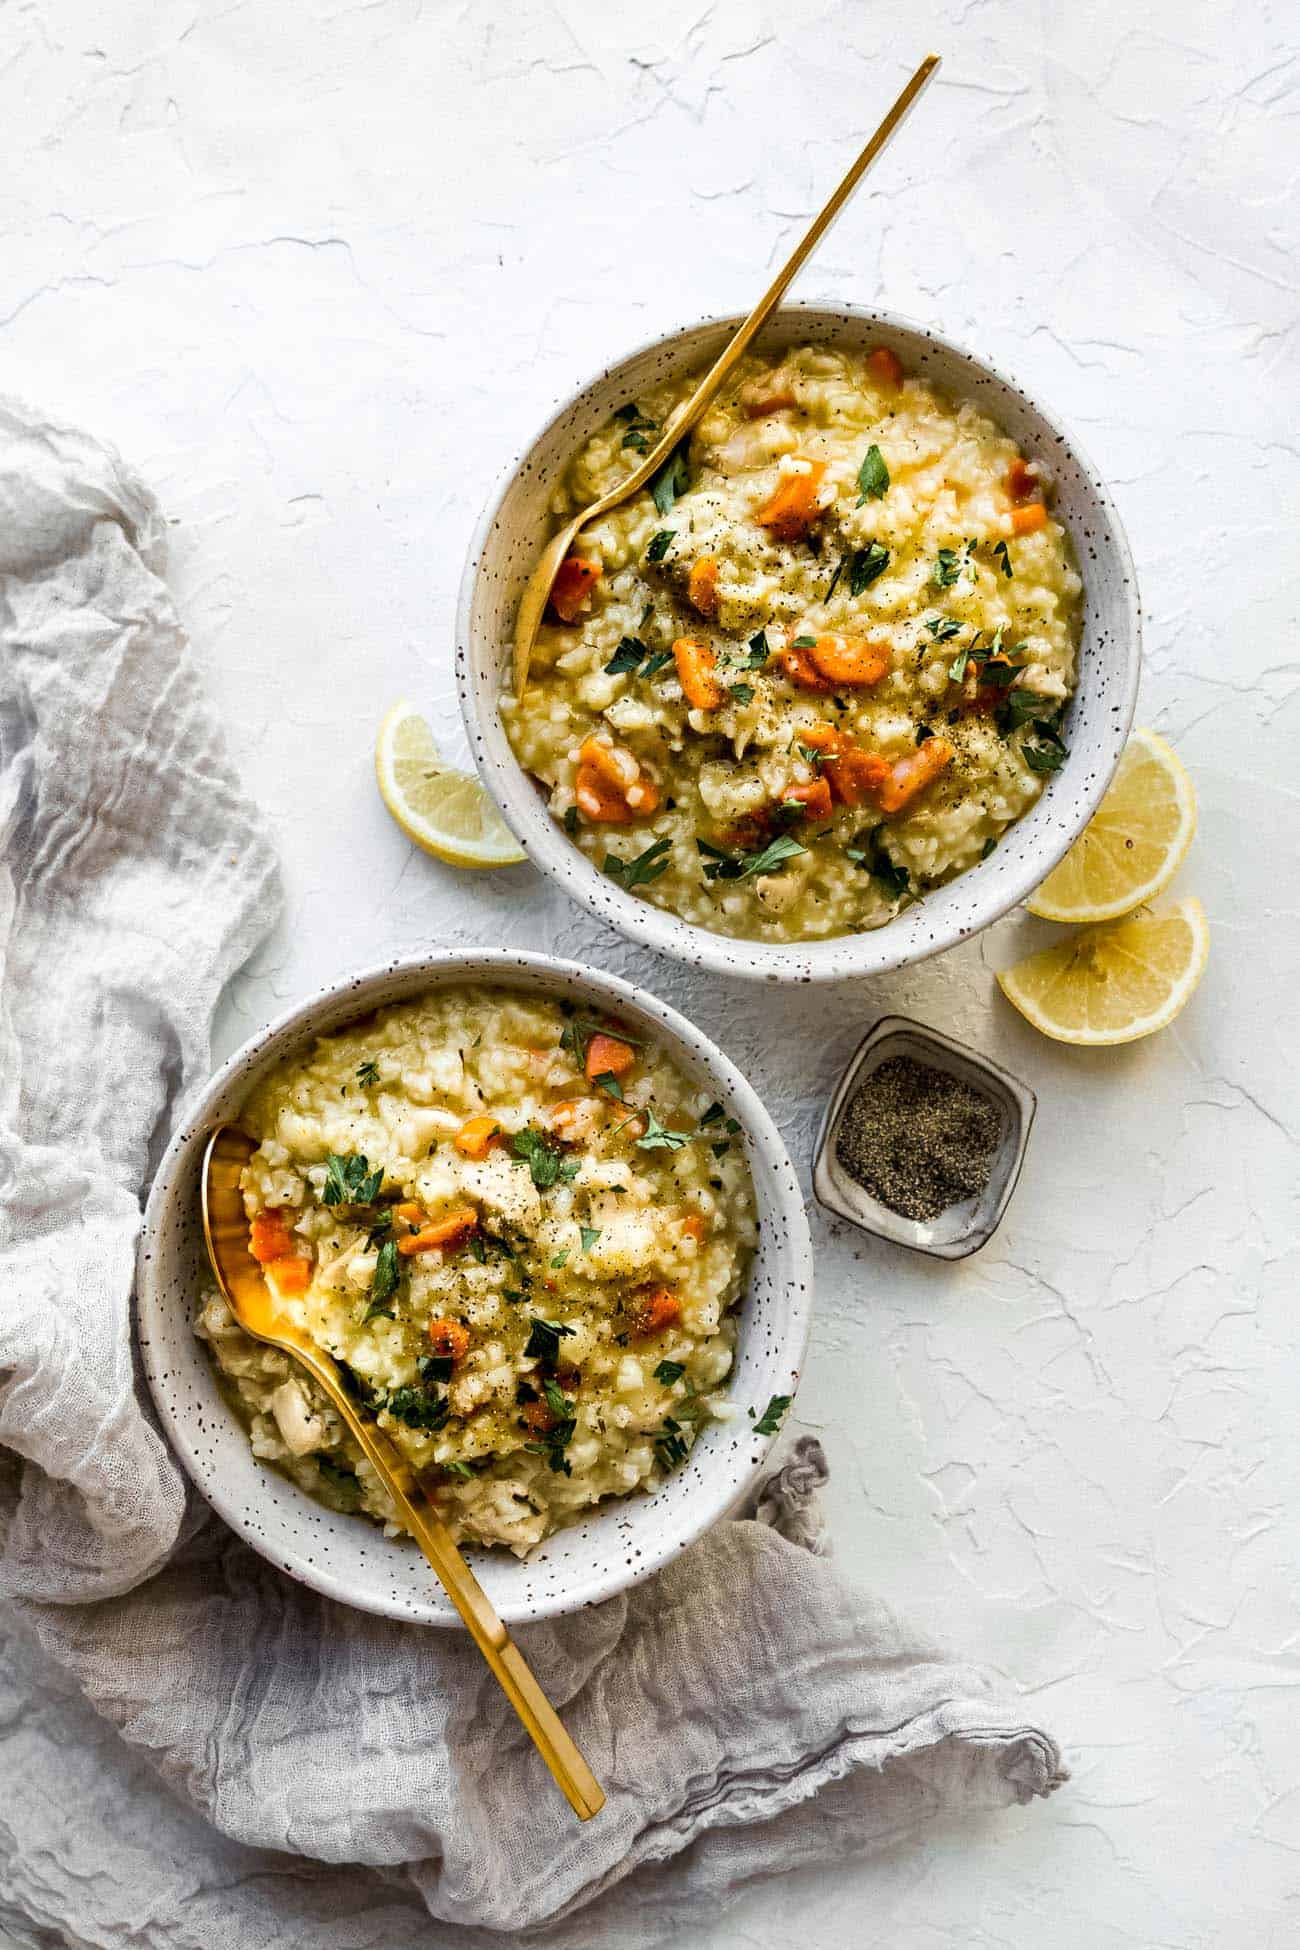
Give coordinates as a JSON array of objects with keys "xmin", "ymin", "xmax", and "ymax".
[{"xmin": 834, "ymin": 1053, "xmax": 1003, "ymax": 1222}]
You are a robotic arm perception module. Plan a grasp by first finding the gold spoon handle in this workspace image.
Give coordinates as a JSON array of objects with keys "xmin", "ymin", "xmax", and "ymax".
[
  {"xmin": 296, "ymin": 1344, "xmax": 606, "ymax": 1820},
  {"xmin": 512, "ymin": 53, "xmax": 940, "ymax": 693},
  {"xmin": 585, "ymin": 52, "xmax": 941, "ymax": 524}
]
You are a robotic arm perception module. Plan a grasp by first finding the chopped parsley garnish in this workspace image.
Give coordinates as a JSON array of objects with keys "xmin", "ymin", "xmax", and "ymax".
[
  {"xmin": 999, "ymin": 686, "xmax": 1051, "ymax": 731},
  {"xmin": 384, "ymin": 1386, "xmax": 449, "ymax": 1433},
  {"xmin": 992, "ymin": 539, "xmax": 1013, "ymax": 578},
  {"xmin": 563, "ymin": 805, "xmax": 579, "ymax": 837},
  {"xmin": 948, "ymin": 643, "xmax": 974, "ymax": 683},
  {"xmin": 746, "ymin": 630, "xmax": 771, "ymax": 667},
  {"xmin": 654, "ymin": 1416, "xmax": 690, "ymax": 1470},
  {"xmin": 511, "ymin": 1128, "xmax": 580, "ymax": 1191},
  {"xmin": 926, "ymin": 615, "xmax": 962, "ymax": 643},
  {"xmin": 711, "ymin": 1140, "xmax": 732, "ymax": 1158},
  {"xmin": 699, "ymin": 1102, "xmax": 726, "ymax": 1126},
  {"xmin": 916, "ymin": 724, "xmax": 934, "ymax": 744},
  {"xmin": 603, "ymin": 836, "xmax": 673, "ymax": 891},
  {"xmin": 847, "ymin": 542, "xmax": 890, "ymax": 595},
  {"xmin": 980, "ymin": 836, "xmax": 998, "ymax": 859},
  {"xmin": 933, "ymin": 542, "xmax": 975, "ymax": 589},
  {"xmin": 642, "ymin": 649, "xmax": 674, "ymax": 678},
  {"xmin": 418, "ymin": 1353, "xmax": 454, "ymax": 1383},
  {"xmin": 651, "ymin": 445, "xmax": 690, "ymax": 516},
  {"xmin": 753, "ymin": 1393, "xmax": 792, "ymax": 1436},
  {"xmin": 655, "ymin": 1359, "xmax": 686, "ymax": 1386},
  {"xmin": 322, "ymin": 1152, "xmax": 384, "ymax": 1207},
  {"xmin": 605, "ymin": 636, "xmax": 649, "ymax": 676},
  {"xmin": 592, "ymin": 1070, "xmax": 624, "ymax": 1101},
  {"xmin": 441, "ymin": 1459, "xmax": 478, "ymax": 1479},
  {"xmin": 825, "ymin": 557, "xmax": 846, "ymax": 599},
  {"xmin": 1022, "ymin": 717, "xmax": 1070, "ymax": 774},
  {"xmin": 729, "ymin": 682, "xmax": 755, "ymax": 705},
  {"xmin": 550, "ymin": 1249, "xmax": 570, "ymax": 1269},
  {"xmin": 791, "ymin": 634, "xmax": 817, "ymax": 649},
  {"xmin": 525, "ymin": 1404, "xmax": 576, "ymax": 1475},
  {"xmin": 856, "ymin": 443, "xmax": 890, "ymax": 502},
  {"xmin": 847, "ymin": 829, "xmax": 910, "ymax": 900},
  {"xmin": 698, "ymin": 832, "xmax": 808, "ymax": 883},
  {"xmin": 579, "ymin": 1225, "xmax": 602, "ymax": 1253},
  {"xmin": 355, "ymin": 1059, "xmax": 381, "ymax": 1087},
  {"xmin": 645, "ymin": 529, "xmax": 676, "ymax": 562},
  {"xmin": 362, "ymin": 1237, "xmax": 401, "ymax": 1320},
  {"xmin": 524, "ymin": 1315, "xmax": 576, "ymax": 1365},
  {"xmin": 635, "ymin": 1108, "xmax": 694, "ymax": 1152},
  {"xmin": 615, "ymin": 402, "xmax": 659, "ymax": 453}
]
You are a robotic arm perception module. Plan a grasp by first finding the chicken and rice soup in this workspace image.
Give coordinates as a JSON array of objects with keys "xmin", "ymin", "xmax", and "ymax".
[
  {"xmin": 197, "ymin": 986, "xmax": 756, "ymax": 1555},
  {"xmin": 502, "ymin": 341, "xmax": 1083, "ymax": 942}
]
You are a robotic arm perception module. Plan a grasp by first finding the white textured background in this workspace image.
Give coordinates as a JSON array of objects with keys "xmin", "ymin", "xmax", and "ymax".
[{"xmin": 3, "ymin": 2, "xmax": 1297, "ymax": 1945}]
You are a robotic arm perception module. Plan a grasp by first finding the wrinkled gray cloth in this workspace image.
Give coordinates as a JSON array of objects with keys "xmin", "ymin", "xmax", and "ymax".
[{"xmin": 0, "ymin": 396, "xmax": 1065, "ymax": 1947}]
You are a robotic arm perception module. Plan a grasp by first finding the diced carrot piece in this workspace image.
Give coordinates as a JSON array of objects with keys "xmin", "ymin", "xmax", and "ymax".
[
  {"xmin": 740, "ymin": 370, "xmax": 797, "ymax": 417},
  {"xmin": 796, "ymin": 721, "xmax": 850, "ymax": 757},
  {"xmin": 876, "ymin": 737, "xmax": 954, "ymax": 814},
  {"xmin": 790, "ymin": 723, "xmax": 889, "ymax": 806},
  {"xmin": 672, "ymin": 636, "xmax": 724, "ymax": 711},
  {"xmin": 687, "ymin": 556, "xmax": 721, "ymax": 620},
  {"xmin": 574, "ymin": 737, "xmax": 660, "ymax": 824},
  {"xmin": 427, "ymin": 1318, "xmax": 471, "ymax": 1365},
  {"xmin": 825, "ymin": 747, "xmax": 891, "ymax": 808},
  {"xmin": 1005, "ymin": 457, "xmax": 1041, "ymax": 504},
  {"xmin": 629, "ymin": 1287, "xmax": 682, "ymax": 1338},
  {"xmin": 805, "ymin": 633, "xmax": 891, "ymax": 687},
  {"xmin": 521, "ymin": 1397, "xmax": 558, "ymax": 1434},
  {"xmin": 585, "ymin": 1032, "xmax": 636, "ymax": 1080},
  {"xmin": 1009, "ymin": 502, "xmax": 1048, "ymax": 535},
  {"xmin": 680, "ymin": 1212, "xmax": 708, "ymax": 1241},
  {"xmin": 549, "ymin": 555, "xmax": 600, "ymax": 624},
  {"xmin": 249, "ymin": 1210, "xmax": 294, "ymax": 1265},
  {"xmin": 782, "ymin": 776, "xmax": 834, "ymax": 820},
  {"xmin": 575, "ymin": 763, "xmax": 635, "ymax": 823},
  {"xmin": 394, "ymin": 1201, "xmax": 425, "ymax": 1226},
  {"xmin": 397, "ymin": 1206, "xmax": 479, "ymax": 1257},
  {"xmin": 267, "ymin": 1254, "xmax": 311, "ymax": 1295},
  {"xmin": 867, "ymin": 346, "xmax": 904, "ymax": 388},
  {"xmin": 756, "ymin": 459, "xmax": 827, "ymax": 542},
  {"xmin": 454, "ymin": 1114, "xmax": 501, "ymax": 1159},
  {"xmin": 780, "ymin": 637, "xmax": 837, "ymax": 693}
]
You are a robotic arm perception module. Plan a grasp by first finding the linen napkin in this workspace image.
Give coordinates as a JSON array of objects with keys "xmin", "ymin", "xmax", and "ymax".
[{"xmin": 0, "ymin": 394, "xmax": 1065, "ymax": 1947}]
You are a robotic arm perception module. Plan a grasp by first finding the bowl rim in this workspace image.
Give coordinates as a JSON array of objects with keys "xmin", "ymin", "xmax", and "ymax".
[
  {"xmin": 455, "ymin": 300, "xmax": 1142, "ymax": 984},
  {"xmin": 136, "ymin": 948, "xmax": 814, "ymax": 1625}
]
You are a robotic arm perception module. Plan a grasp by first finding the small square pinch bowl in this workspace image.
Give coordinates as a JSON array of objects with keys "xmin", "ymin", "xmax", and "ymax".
[{"xmin": 811, "ymin": 1015, "xmax": 1036, "ymax": 1260}]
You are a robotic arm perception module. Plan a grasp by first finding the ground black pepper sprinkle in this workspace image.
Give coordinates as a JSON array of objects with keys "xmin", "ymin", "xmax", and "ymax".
[{"xmin": 834, "ymin": 1053, "xmax": 1003, "ymax": 1222}]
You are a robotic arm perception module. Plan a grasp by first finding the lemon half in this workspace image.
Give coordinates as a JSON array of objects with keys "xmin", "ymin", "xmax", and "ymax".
[
  {"xmin": 997, "ymin": 897, "xmax": 1209, "ymax": 1046},
  {"xmin": 375, "ymin": 701, "xmax": 525, "ymax": 869},
  {"xmin": 1028, "ymin": 728, "xmax": 1196, "ymax": 924}
]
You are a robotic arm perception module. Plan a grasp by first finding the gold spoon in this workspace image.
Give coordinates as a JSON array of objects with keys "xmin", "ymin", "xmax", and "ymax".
[
  {"xmin": 200, "ymin": 1124, "xmax": 605, "ymax": 1822},
  {"xmin": 512, "ymin": 51, "xmax": 941, "ymax": 697}
]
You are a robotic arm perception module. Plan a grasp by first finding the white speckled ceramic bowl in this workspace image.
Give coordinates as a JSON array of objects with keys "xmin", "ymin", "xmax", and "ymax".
[
  {"xmin": 137, "ymin": 951, "xmax": 813, "ymax": 1627},
  {"xmin": 456, "ymin": 305, "xmax": 1141, "ymax": 983}
]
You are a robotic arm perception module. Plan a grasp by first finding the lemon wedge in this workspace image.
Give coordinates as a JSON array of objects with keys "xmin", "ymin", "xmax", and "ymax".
[
  {"xmin": 1027, "ymin": 729, "xmax": 1196, "ymax": 923},
  {"xmin": 375, "ymin": 702, "xmax": 525, "ymax": 869},
  {"xmin": 997, "ymin": 897, "xmax": 1209, "ymax": 1046}
]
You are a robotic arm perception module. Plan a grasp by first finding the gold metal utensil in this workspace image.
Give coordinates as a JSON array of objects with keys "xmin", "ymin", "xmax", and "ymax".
[
  {"xmin": 200, "ymin": 1124, "xmax": 605, "ymax": 1822},
  {"xmin": 512, "ymin": 52, "xmax": 941, "ymax": 697}
]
